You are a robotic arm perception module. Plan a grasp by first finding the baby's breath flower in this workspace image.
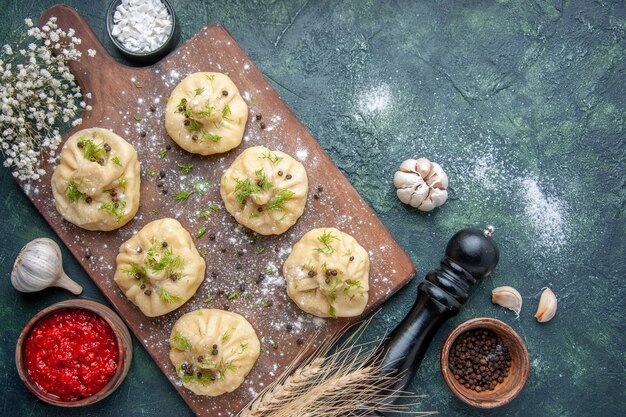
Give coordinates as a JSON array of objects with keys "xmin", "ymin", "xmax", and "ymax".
[{"xmin": 0, "ymin": 17, "xmax": 95, "ymax": 182}]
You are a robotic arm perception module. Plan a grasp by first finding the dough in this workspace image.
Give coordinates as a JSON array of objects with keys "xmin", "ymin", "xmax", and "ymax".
[
  {"xmin": 220, "ymin": 146, "xmax": 308, "ymax": 235},
  {"xmin": 114, "ymin": 218, "xmax": 205, "ymax": 317},
  {"xmin": 51, "ymin": 128, "xmax": 140, "ymax": 231},
  {"xmin": 165, "ymin": 72, "xmax": 248, "ymax": 155},
  {"xmin": 283, "ymin": 228, "xmax": 370, "ymax": 318},
  {"xmin": 169, "ymin": 309, "xmax": 260, "ymax": 396}
]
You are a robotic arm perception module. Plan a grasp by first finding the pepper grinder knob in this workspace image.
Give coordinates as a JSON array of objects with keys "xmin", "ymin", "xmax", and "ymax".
[{"xmin": 445, "ymin": 226, "xmax": 499, "ymax": 279}]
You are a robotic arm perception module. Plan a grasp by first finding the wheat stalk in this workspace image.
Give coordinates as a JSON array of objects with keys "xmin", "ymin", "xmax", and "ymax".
[{"xmin": 239, "ymin": 317, "xmax": 434, "ymax": 417}]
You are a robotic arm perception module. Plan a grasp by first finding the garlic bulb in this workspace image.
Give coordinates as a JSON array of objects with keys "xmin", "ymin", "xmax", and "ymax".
[
  {"xmin": 491, "ymin": 286, "xmax": 522, "ymax": 315},
  {"xmin": 393, "ymin": 158, "xmax": 448, "ymax": 211},
  {"xmin": 535, "ymin": 288, "xmax": 557, "ymax": 323},
  {"xmin": 11, "ymin": 238, "xmax": 83, "ymax": 295}
]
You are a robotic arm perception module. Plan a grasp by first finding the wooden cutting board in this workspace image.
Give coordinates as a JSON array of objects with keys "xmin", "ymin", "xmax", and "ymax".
[{"xmin": 21, "ymin": 5, "xmax": 415, "ymax": 416}]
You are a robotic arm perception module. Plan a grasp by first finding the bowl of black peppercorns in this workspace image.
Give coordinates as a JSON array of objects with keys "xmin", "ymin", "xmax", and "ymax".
[{"xmin": 440, "ymin": 317, "xmax": 530, "ymax": 408}]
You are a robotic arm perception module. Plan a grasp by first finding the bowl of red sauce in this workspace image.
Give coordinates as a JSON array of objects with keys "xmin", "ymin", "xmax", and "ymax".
[{"xmin": 15, "ymin": 299, "xmax": 132, "ymax": 406}]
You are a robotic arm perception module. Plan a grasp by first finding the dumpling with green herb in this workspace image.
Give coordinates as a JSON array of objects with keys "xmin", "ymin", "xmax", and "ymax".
[
  {"xmin": 220, "ymin": 146, "xmax": 308, "ymax": 235},
  {"xmin": 165, "ymin": 72, "xmax": 248, "ymax": 155},
  {"xmin": 114, "ymin": 218, "xmax": 206, "ymax": 317},
  {"xmin": 51, "ymin": 128, "xmax": 140, "ymax": 231},
  {"xmin": 169, "ymin": 308, "xmax": 260, "ymax": 396},
  {"xmin": 283, "ymin": 228, "xmax": 370, "ymax": 318}
]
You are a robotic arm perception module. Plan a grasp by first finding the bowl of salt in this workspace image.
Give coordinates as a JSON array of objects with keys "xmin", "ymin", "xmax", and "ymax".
[{"xmin": 106, "ymin": 0, "xmax": 178, "ymax": 64}]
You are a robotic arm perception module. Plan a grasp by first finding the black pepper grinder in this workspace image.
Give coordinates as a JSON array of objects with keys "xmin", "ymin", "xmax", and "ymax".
[{"xmin": 370, "ymin": 226, "xmax": 499, "ymax": 413}]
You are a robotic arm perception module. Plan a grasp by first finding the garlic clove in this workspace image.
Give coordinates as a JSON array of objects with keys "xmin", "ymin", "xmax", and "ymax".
[
  {"xmin": 491, "ymin": 286, "xmax": 523, "ymax": 315},
  {"xmin": 427, "ymin": 162, "xmax": 449, "ymax": 189},
  {"xmin": 393, "ymin": 170, "xmax": 420, "ymax": 189},
  {"xmin": 535, "ymin": 288, "xmax": 557, "ymax": 323},
  {"xmin": 414, "ymin": 158, "xmax": 432, "ymax": 177},
  {"xmin": 11, "ymin": 238, "xmax": 83, "ymax": 295},
  {"xmin": 399, "ymin": 159, "xmax": 419, "ymax": 174}
]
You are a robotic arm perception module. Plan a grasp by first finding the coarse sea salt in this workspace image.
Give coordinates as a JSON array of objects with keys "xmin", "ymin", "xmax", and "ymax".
[{"xmin": 111, "ymin": 0, "xmax": 173, "ymax": 53}]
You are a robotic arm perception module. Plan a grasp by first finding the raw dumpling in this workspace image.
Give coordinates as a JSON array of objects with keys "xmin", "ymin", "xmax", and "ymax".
[
  {"xmin": 220, "ymin": 146, "xmax": 308, "ymax": 235},
  {"xmin": 51, "ymin": 128, "xmax": 140, "ymax": 231},
  {"xmin": 169, "ymin": 309, "xmax": 260, "ymax": 396},
  {"xmin": 283, "ymin": 228, "xmax": 370, "ymax": 318},
  {"xmin": 114, "ymin": 218, "xmax": 205, "ymax": 317},
  {"xmin": 165, "ymin": 72, "xmax": 248, "ymax": 155}
]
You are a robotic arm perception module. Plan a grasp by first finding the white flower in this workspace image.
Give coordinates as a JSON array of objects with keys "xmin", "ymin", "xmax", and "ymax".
[
  {"xmin": 87, "ymin": 49, "xmax": 96, "ymax": 57},
  {"xmin": 24, "ymin": 18, "xmax": 33, "ymax": 27}
]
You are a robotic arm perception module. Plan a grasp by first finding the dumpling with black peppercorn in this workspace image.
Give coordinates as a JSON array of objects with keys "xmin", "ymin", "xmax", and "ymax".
[
  {"xmin": 220, "ymin": 146, "xmax": 308, "ymax": 235},
  {"xmin": 51, "ymin": 128, "xmax": 140, "ymax": 231},
  {"xmin": 165, "ymin": 72, "xmax": 248, "ymax": 155},
  {"xmin": 169, "ymin": 308, "xmax": 260, "ymax": 396},
  {"xmin": 283, "ymin": 228, "xmax": 370, "ymax": 318},
  {"xmin": 114, "ymin": 218, "xmax": 205, "ymax": 317}
]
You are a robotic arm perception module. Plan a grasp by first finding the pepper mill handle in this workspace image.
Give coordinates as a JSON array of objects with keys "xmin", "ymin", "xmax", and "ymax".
[{"xmin": 371, "ymin": 227, "xmax": 499, "ymax": 413}]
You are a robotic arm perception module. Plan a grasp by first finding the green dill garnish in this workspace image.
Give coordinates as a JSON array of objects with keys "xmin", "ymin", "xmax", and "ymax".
[
  {"xmin": 195, "ymin": 226, "xmax": 207, "ymax": 238},
  {"xmin": 250, "ymin": 96, "xmax": 256, "ymax": 107},
  {"xmin": 111, "ymin": 156, "xmax": 123, "ymax": 166},
  {"xmin": 224, "ymin": 71, "xmax": 230, "ymax": 77},
  {"xmin": 66, "ymin": 180, "xmax": 87, "ymax": 202},
  {"xmin": 146, "ymin": 239, "xmax": 184, "ymax": 275},
  {"xmin": 234, "ymin": 178, "xmax": 260, "ymax": 205},
  {"xmin": 222, "ymin": 330, "xmax": 231, "ymax": 341},
  {"xmin": 327, "ymin": 305, "xmax": 337, "ymax": 318},
  {"xmin": 263, "ymin": 267, "xmax": 275, "ymax": 275},
  {"xmin": 133, "ymin": 115, "xmax": 142, "ymax": 121},
  {"xmin": 314, "ymin": 230, "xmax": 338, "ymax": 255},
  {"xmin": 261, "ymin": 299, "xmax": 271, "ymax": 308},
  {"xmin": 100, "ymin": 200, "xmax": 126, "ymax": 222},
  {"xmin": 267, "ymin": 189, "xmax": 295, "ymax": 211},
  {"xmin": 194, "ymin": 87, "xmax": 204, "ymax": 96},
  {"xmin": 174, "ymin": 98, "xmax": 187, "ymax": 110},
  {"xmin": 175, "ymin": 190, "xmax": 193, "ymax": 203},
  {"xmin": 178, "ymin": 163, "xmax": 193, "ymax": 174},
  {"xmin": 204, "ymin": 297, "xmax": 213, "ymax": 303},
  {"xmin": 81, "ymin": 138, "xmax": 108, "ymax": 162},
  {"xmin": 222, "ymin": 104, "xmax": 232, "ymax": 121},
  {"xmin": 117, "ymin": 176, "xmax": 127, "ymax": 188},
  {"xmin": 268, "ymin": 339, "xmax": 277, "ymax": 349},
  {"xmin": 240, "ymin": 342, "xmax": 248, "ymax": 352},
  {"xmin": 159, "ymin": 288, "xmax": 182, "ymax": 303},
  {"xmin": 198, "ymin": 204, "xmax": 220, "ymax": 218},
  {"xmin": 253, "ymin": 247, "xmax": 265, "ymax": 255},
  {"xmin": 199, "ymin": 132, "xmax": 221, "ymax": 142},
  {"xmin": 255, "ymin": 169, "xmax": 273, "ymax": 190},
  {"xmin": 185, "ymin": 118, "xmax": 202, "ymax": 132},
  {"xmin": 206, "ymin": 74, "xmax": 215, "ymax": 81},
  {"xmin": 259, "ymin": 151, "xmax": 283, "ymax": 164},
  {"xmin": 191, "ymin": 178, "xmax": 211, "ymax": 194},
  {"xmin": 172, "ymin": 332, "xmax": 192, "ymax": 351},
  {"xmin": 159, "ymin": 148, "xmax": 168, "ymax": 158},
  {"xmin": 122, "ymin": 262, "xmax": 147, "ymax": 279},
  {"xmin": 227, "ymin": 292, "xmax": 239, "ymax": 300},
  {"xmin": 147, "ymin": 168, "xmax": 157, "ymax": 177}
]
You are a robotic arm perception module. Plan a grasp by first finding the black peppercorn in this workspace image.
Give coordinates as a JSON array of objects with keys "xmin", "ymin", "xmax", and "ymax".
[
  {"xmin": 110, "ymin": 190, "xmax": 117, "ymax": 197},
  {"xmin": 211, "ymin": 271, "xmax": 218, "ymax": 278},
  {"xmin": 197, "ymin": 355, "xmax": 204, "ymax": 362},
  {"xmin": 222, "ymin": 90, "xmax": 229, "ymax": 97},
  {"xmin": 192, "ymin": 135, "xmax": 198, "ymax": 141},
  {"xmin": 85, "ymin": 250, "xmax": 92, "ymax": 259},
  {"xmin": 184, "ymin": 119, "xmax": 190, "ymax": 126},
  {"xmin": 178, "ymin": 106, "xmax": 184, "ymax": 112},
  {"xmin": 308, "ymin": 270, "xmax": 316, "ymax": 277},
  {"xmin": 144, "ymin": 289, "xmax": 152, "ymax": 296},
  {"xmin": 209, "ymin": 233, "xmax": 216, "ymax": 241},
  {"xmin": 223, "ymin": 303, "xmax": 230, "ymax": 310},
  {"xmin": 212, "ymin": 348, "xmax": 218, "ymax": 355},
  {"xmin": 296, "ymin": 338, "xmax": 304, "ymax": 346},
  {"xmin": 239, "ymin": 283, "xmax": 246, "ymax": 292},
  {"xmin": 260, "ymin": 122, "xmax": 266, "ymax": 129},
  {"xmin": 277, "ymin": 171, "xmax": 283, "ymax": 176},
  {"xmin": 317, "ymin": 185, "xmax": 324, "ymax": 192},
  {"xmin": 166, "ymin": 144, "xmax": 172, "ymax": 150},
  {"xmin": 256, "ymin": 273, "xmax": 266, "ymax": 284},
  {"xmin": 256, "ymin": 114, "xmax": 262, "ymax": 121},
  {"xmin": 150, "ymin": 105, "xmax": 157, "ymax": 112},
  {"xmin": 97, "ymin": 158, "xmax": 105, "ymax": 165},
  {"xmin": 286, "ymin": 324, "xmax": 293, "ymax": 332},
  {"xmin": 104, "ymin": 143, "xmax": 111, "ymax": 152},
  {"xmin": 286, "ymin": 174, "xmax": 292, "ymax": 180},
  {"xmin": 159, "ymin": 170, "xmax": 166, "ymax": 178},
  {"xmin": 113, "ymin": 202, "xmax": 119, "ymax": 208},
  {"xmin": 313, "ymin": 193, "xmax": 320, "ymax": 199},
  {"xmin": 349, "ymin": 256, "xmax": 355, "ymax": 261},
  {"xmin": 196, "ymin": 372, "xmax": 203, "ymax": 378},
  {"xmin": 140, "ymin": 284, "xmax": 146, "ymax": 290},
  {"xmin": 170, "ymin": 274, "xmax": 178, "ymax": 281},
  {"xmin": 140, "ymin": 131, "xmax": 146, "ymax": 138},
  {"xmin": 77, "ymin": 141, "xmax": 84, "ymax": 148},
  {"xmin": 162, "ymin": 241, "xmax": 168, "ymax": 247},
  {"xmin": 85, "ymin": 196, "xmax": 92, "ymax": 204}
]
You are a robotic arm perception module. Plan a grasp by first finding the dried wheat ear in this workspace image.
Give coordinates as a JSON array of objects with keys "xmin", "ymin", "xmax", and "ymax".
[{"xmin": 238, "ymin": 316, "xmax": 434, "ymax": 417}]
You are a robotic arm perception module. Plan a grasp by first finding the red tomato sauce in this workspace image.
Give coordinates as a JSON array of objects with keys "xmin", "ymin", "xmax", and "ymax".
[{"xmin": 24, "ymin": 308, "xmax": 119, "ymax": 401}]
